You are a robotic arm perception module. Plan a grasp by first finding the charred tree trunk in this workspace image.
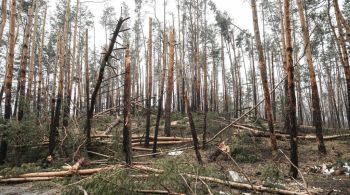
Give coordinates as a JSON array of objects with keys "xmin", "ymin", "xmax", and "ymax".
[
  {"xmin": 164, "ymin": 28, "xmax": 175, "ymax": 137},
  {"xmin": 251, "ymin": 0, "xmax": 277, "ymax": 151}
]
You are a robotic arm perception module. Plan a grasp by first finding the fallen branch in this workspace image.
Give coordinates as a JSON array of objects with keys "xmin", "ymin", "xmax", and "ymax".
[{"xmin": 183, "ymin": 174, "xmax": 309, "ymax": 195}]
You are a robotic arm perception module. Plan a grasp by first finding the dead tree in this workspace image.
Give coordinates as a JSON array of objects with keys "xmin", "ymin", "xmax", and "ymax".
[
  {"xmin": 123, "ymin": 44, "xmax": 132, "ymax": 165},
  {"xmin": 164, "ymin": 28, "xmax": 175, "ymax": 137},
  {"xmin": 84, "ymin": 16, "xmax": 130, "ymax": 150}
]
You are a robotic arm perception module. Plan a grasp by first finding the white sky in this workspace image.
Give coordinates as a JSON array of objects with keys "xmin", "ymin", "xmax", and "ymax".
[{"xmin": 47, "ymin": 0, "xmax": 253, "ymax": 50}]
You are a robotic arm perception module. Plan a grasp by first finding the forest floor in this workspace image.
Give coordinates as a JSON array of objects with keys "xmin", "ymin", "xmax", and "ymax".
[{"xmin": 0, "ymin": 113, "xmax": 349, "ymax": 194}]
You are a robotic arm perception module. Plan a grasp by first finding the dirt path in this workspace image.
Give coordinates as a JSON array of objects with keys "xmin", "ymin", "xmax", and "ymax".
[{"xmin": 0, "ymin": 183, "xmax": 59, "ymax": 195}]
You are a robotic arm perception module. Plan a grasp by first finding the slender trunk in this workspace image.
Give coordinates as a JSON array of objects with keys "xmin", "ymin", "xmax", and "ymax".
[
  {"xmin": 251, "ymin": 0, "xmax": 277, "ymax": 151},
  {"xmin": 221, "ymin": 35, "xmax": 228, "ymax": 113},
  {"xmin": 123, "ymin": 44, "xmax": 132, "ymax": 165},
  {"xmin": 164, "ymin": 28, "xmax": 175, "ymax": 137},
  {"xmin": 0, "ymin": 0, "xmax": 7, "ymax": 45},
  {"xmin": 152, "ymin": 32, "xmax": 167, "ymax": 156},
  {"xmin": 37, "ymin": 6, "xmax": 47, "ymax": 119},
  {"xmin": 26, "ymin": 0, "xmax": 39, "ymax": 103},
  {"xmin": 203, "ymin": 0, "xmax": 208, "ymax": 148},
  {"xmin": 284, "ymin": 0, "xmax": 298, "ymax": 179},
  {"xmin": 85, "ymin": 29, "xmax": 89, "ymax": 124},
  {"xmin": 145, "ymin": 18, "xmax": 153, "ymax": 146}
]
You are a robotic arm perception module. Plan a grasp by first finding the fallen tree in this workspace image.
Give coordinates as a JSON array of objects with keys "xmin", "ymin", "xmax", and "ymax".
[{"xmin": 183, "ymin": 174, "xmax": 312, "ymax": 195}]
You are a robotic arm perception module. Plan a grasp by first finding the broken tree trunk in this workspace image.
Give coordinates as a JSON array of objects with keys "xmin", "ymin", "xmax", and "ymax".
[
  {"xmin": 84, "ymin": 16, "xmax": 129, "ymax": 150},
  {"xmin": 123, "ymin": 43, "xmax": 133, "ymax": 165},
  {"xmin": 184, "ymin": 93, "xmax": 202, "ymax": 165},
  {"xmin": 164, "ymin": 28, "xmax": 175, "ymax": 137}
]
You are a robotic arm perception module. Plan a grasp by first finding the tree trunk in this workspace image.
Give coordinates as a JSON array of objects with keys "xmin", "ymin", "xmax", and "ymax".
[
  {"xmin": 221, "ymin": 35, "xmax": 228, "ymax": 113},
  {"xmin": 185, "ymin": 93, "xmax": 202, "ymax": 165},
  {"xmin": 203, "ymin": 0, "xmax": 208, "ymax": 148},
  {"xmin": 251, "ymin": 0, "xmax": 277, "ymax": 151},
  {"xmin": 37, "ymin": 6, "xmax": 47, "ymax": 120},
  {"xmin": 26, "ymin": 0, "xmax": 39, "ymax": 104},
  {"xmin": 17, "ymin": 6, "xmax": 34, "ymax": 121},
  {"xmin": 145, "ymin": 18, "xmax": 153, "ymax": 146},
  {"xmin": 284, "ymin": 0, "xmax": 298, "ymax": 179},
  {"xmin": 84, "ymin": 17, "xmax": 129, "ymax": 150},
  {"xmin": 0, "ymin": 0, "xmax": 7, "ymax": 45},
  {"xmin": 49, "ymin": 0, "xmax": 71, "ymax": 156},
  {"xmin": 152, "ymin": 32, "xmax": 167, "ymax": 156},
  {"xmin": 0, "ymin": 0, "xmax": 16, "ymax": 164},
  {"xmin": 332, "ymin": 0, "xmax": 350, "ymax": 129},
  {"xmin": 123, "ymin": 44, "xmax": 132, "ymax": 165},
  {"xmin": 164, "ymin": 28, "xmax": 175, "ymax": 137},
  {"xmin": 84, "ymin": 29, "xmax": 89, "ymax": 126},
  {"xmin": 296, "ymin": 0, "xmax": 326, "ymax": 154}
]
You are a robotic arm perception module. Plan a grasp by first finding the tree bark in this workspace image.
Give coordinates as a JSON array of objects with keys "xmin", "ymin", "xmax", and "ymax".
[{"xmin": 251, "ymin": 0, "xmax": 277, "ymax": 151}]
